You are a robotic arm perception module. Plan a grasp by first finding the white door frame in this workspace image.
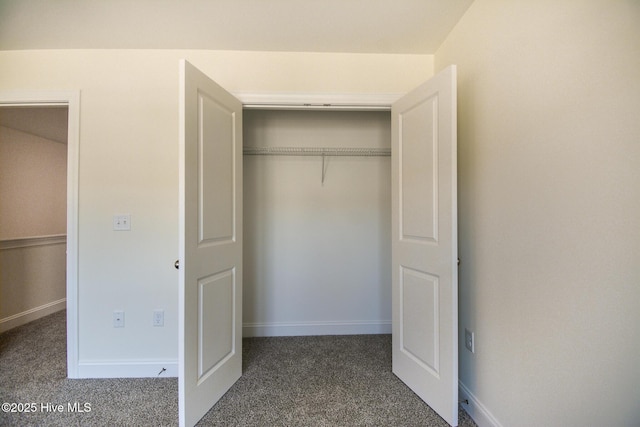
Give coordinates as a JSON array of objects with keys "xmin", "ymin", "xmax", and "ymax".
[
  {"xmin": 0, "ymin": 90, "xmax": 81, "ymax": 378},
  {"xmin": 234, "ymin": 92, "xmax": 402, "ymax": 110}
]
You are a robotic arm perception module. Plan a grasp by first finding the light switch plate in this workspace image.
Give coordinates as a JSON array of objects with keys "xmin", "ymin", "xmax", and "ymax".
[{"xmin": 113, "ymin": 214, "xmax": 131, "ymax": 231}]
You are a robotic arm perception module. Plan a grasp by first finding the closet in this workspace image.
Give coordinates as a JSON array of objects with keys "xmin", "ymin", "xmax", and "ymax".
[
  {"xmin": 242, "ymin": 109, "xmax": 392, "ymax": 337},
  {"xmin": 179, "ymin": 60, "xmax": 457, "ymax": 427}
]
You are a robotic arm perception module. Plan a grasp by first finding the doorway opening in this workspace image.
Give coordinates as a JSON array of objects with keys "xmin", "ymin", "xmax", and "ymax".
[
  {"xmin": 0, "ymin": 91, "xmax": 80, "ymax": 378},
  {"xmin": 242, "ymin": 108, "xmax": 392, "ymax": 337},
  {"xmin": 0, "ymin": 106, "xmax": 68, "ymax": 336}
]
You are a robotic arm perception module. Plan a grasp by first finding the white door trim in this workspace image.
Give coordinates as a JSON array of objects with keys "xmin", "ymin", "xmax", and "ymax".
[
  {"xmin": 234, "ymin": 91, "xmax": 403, "ymax": 110},
  {"xmin": 0, "ymin": 90, "xmax": 81, "ymax": 378}
]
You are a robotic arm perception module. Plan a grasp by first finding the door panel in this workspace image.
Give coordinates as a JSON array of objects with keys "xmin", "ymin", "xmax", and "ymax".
[
  {"xmin": 199, "ymin": 93, "xmax": 235, "ymax": 243},
  {"xmin": 392, "ymin": 65, "xmax": 458, "ymax": 426},
  {"xmin": 400, "ymin": 266, "xmax": 439, "ymax": 375},
  {"xmin": 399, "ymin": 95, "xmax": 438, "ymax": 242},
  {"xmin": 179, "ymin": 59, "xmax": 243, "ymax": 427},
  {"xmin": 198, "ymin": 269, "xmax": 235, "ymax": 380}
]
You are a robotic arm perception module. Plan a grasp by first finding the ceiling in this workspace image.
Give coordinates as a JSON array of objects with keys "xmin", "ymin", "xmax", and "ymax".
[
  {"xmin": 0, "ymin": 0, "xmax": 473, "ymax": 54},
  {"xmin": 0, "ymin": 107, "xmax": 69, "ymax": 144}
]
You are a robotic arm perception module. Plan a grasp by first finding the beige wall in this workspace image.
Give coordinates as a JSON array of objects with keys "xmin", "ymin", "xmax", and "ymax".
[
  {"xmin": 0, "ymin": 50, "xmax": 432, "ymax": 370},
  {"xmin": 0, "ymin": 124, "xmax": 67, "ymax": 330},
  {"xmin": 435, "ymin": 1, "xmax": 640, "ymax": 425},
  {"xmin": 0, "ymin": 125, "xmax": 67, "ymax": 239}
]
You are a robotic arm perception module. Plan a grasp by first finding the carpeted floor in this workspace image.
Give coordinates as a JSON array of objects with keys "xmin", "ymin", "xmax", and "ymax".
[{"xmin": 0, "ymin": 310, "xmax": 477, "ymax": 426}]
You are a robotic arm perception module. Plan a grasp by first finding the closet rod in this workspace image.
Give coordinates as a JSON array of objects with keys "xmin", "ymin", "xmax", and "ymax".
[{"xmin": 243, "ymin": 147, "xmax": 391, "ymax": 157}]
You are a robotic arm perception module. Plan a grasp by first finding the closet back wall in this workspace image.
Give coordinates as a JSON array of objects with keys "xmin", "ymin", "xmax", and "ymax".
[{"xmin": 243, "ymin": 110, "xmax": 391, "ymax": 337}]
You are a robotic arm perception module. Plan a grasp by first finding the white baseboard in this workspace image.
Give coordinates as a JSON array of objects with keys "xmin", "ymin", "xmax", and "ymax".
[
  {"xmin": 459, "ymin": 381, "xmax": 503, "ymax": 427},
  {"xmin": 0, "ymin": 298, "xmax": 66, "ymax": 334},
  {"xmin": 243, "ymin": 320, "xmax": 391, "ymax": 337},
  {"xmin": 77, "ymin": 360, "xmax": 178, "ymax": 378}
]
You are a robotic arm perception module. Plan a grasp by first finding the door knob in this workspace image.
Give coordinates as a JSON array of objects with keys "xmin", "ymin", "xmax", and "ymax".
[{"xmin": 174, "ymin": 260, "xmax": 180, "ymax": 270}]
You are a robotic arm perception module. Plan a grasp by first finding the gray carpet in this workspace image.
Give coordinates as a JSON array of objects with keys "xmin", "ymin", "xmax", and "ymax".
[{"xmin": 0, "ymin": 310, "xmax": 477, "ymax": 426}]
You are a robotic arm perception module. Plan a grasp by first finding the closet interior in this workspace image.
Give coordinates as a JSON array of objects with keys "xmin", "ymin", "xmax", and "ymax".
[{"xmin": 242, "ymin": 108, "xmax": 393, "ymax": 337}]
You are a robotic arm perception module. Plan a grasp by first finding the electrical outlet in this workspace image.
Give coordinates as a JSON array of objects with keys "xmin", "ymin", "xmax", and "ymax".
[
  {"xmin": 465, "ymin": 328, "xmax": 475, "ymax": 353},
  {"xmin": 113, "ymin": 310, "xmax": 125, "ymax": 328},
  {"xmin": 153, "ymin": 309, "xmax": 164, "ymax": 327}
]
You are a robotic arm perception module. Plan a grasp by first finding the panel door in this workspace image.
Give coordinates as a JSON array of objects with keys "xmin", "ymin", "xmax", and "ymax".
[
  {"xmin": 178, "ymin": 59, "xmax": 243, "ymax": 427},
  {"xmin": 391, "ymin": 65, "xmax": 458, "ymax": 426}
]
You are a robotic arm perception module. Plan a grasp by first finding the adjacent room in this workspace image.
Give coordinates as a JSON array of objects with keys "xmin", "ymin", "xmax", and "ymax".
[{"xmin": 0, "ymin": 106, "xmax": 68, "ymax": 333}]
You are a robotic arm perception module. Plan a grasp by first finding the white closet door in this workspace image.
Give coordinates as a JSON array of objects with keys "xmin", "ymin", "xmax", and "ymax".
[
  {"xmin": 178, "ymin": 59, "xmax": 243, "ymax": 427},
  {"xmin": 391, "ymin": 65, "xmax": 458, "ymax": 426}
]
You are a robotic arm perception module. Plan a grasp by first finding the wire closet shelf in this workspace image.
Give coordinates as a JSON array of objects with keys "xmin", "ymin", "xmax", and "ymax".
[{"xmin": 243, "ymin": 146, "xmax": 391, "ymax": 184}]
